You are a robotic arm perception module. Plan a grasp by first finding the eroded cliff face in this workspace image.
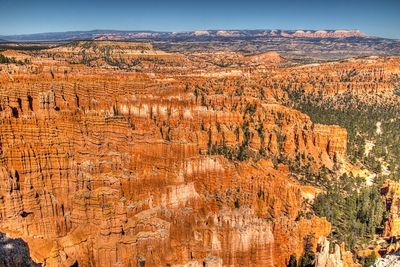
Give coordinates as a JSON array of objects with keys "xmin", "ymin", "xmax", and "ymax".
[
  {"xmin": 280, "ymin": 57, "xmax": 400, "ymax": 109},
  {"xmin": 0, "ymin": 43, "xmax": 360, "ymax": 266},
  {"xmin": 382, "ymin": 181, "xmax": 400, "ymax": 238}
]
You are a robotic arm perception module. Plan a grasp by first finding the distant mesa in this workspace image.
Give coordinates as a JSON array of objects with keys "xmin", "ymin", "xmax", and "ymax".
[
  {"xmin": 216, "ymin": 30, "xmax": 241, "ymax": 37},
  {"xmin": 291, "ymin": 29, "xmax": 365, "ymax": 38},
  {"xmin": 193, "ymin": 30, "xmax": 210, "ymax": 36}
]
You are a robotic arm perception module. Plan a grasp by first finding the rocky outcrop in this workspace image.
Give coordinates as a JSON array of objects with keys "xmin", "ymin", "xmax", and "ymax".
[
  {"xmin": 382, "ymin": 181, "xmax": 400, "ymax": 237},
  {"xmin": 374, "ymin": 254, "xmax": 400, "ymax": 267},
  {"xmin": 245, "ymin": 52, "xmax": 284, "ymax": 64},
  {"xmin": 313, "ymin": 124, "xmax": 348, "ymax": 166},
  {"xmin": 315, "ymin": 237, "xmax": 359, "ymax": 267},
  {"xmin": 316, "ymin": 237, "xmax": 343, "ymax": 267}
]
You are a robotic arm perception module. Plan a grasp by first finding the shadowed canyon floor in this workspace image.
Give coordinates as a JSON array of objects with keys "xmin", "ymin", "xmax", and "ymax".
[{"xmin": 0, "ymin": 40, "xmax": 399, "ymax": 266}]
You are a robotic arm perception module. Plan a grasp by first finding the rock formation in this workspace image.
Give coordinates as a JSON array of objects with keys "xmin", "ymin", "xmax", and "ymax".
[
  {"xmin": 315, "ymin": 237, "xmax": 359, "ymax": 267},
  {"xmin": 382, "ymin": 181, "xmax": 400, "ymax": 238},
  {"xmin": 0, "ymin": 42, "xmax": 398, "ymax": 266}
]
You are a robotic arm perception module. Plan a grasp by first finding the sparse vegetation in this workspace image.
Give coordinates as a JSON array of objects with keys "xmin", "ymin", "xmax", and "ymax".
[
  {"xmin": 0, "ymin": 54, "xmax": 26, "ymax": 65},
  {"xmin": 313, "ymin": 179, "xmax": 384, "ymax": 250},
  {"xmin": 286, "ymin": 89, "xmax": 393, "ymax": 259},
  {"xmin": 288, "ymin": 91, "xmax": 400, "ymax": 179}
]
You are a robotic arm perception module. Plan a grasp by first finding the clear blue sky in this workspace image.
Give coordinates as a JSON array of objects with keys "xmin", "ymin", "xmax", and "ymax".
[{"xmin": 0, "ymin": 0, "xmax": 399, "ymax": 38}]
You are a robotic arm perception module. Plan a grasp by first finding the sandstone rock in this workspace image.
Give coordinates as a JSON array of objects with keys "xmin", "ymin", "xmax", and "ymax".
[{"xmin": 316, "ymin": 237, "xmax": 343, "ymax": 267}]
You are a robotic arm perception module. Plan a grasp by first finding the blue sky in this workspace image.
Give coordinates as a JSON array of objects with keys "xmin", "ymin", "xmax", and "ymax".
[{"xmin": 0, "ymin": 0, "xmax": 399, "ymax": 38}]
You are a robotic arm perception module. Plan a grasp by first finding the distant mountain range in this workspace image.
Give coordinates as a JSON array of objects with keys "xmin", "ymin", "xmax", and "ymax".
[
  {"xmin": 0, "ymin": 29, "xmax": 372, "ymax": 42},
  {"xmin": 1, "ymin": 29, "xmax": 399, "ymax": 62}
]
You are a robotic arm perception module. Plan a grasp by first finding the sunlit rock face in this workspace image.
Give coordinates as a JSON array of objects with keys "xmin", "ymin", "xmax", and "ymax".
[{"xmin": 1, "ymin": 42, "xmax": 397, "ymax": 266}]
